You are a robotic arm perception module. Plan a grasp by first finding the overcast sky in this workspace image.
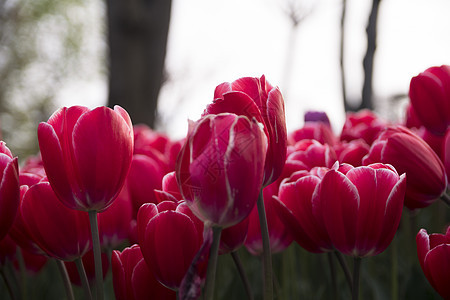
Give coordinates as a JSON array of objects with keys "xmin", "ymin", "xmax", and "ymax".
[{"xmin": 58, "ymin": 0, "xmax": 450, "ymax": 139}]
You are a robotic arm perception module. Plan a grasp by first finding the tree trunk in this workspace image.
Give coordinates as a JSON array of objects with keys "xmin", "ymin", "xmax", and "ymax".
[
  {"xmin": 106, "ymin": 0, "xmax": 172, "ymax": 128},
  {"xmin": 361, "ymin": 0, "xmax": 381, "ymax": 111}
]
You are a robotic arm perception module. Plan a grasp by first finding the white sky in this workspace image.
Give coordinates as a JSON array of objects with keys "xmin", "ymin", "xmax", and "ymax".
[{"xmin": 58, "ymin": 0, "xmax": 450, "ymax": 139}]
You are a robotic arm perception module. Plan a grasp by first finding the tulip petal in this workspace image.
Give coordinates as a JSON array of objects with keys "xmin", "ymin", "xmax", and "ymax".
[
  {"xmin": 0, "ymin": 157, "xmax": 19, "ymax": 240},
  {"xmin": 72, "ymin": 107, "xmax": 133, "ymax": 211},
  {"xmin": 424, "ymin": 244, "xmax": 450, "ymax": 299},
  {"xmin": 141, "ymin": 211, "xmax": 200, "ymax": 289},
  {"xmin": 320, "ymin": 170, "xmax": 359, "ymax": 256}
]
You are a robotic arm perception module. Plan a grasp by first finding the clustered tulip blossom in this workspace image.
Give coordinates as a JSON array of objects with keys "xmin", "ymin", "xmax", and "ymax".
[{"xmin": 0, "ymin": 68, "xmax": 449, "ymax": 300}]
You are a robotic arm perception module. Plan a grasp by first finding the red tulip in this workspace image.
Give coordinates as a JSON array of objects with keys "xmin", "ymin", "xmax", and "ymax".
[
  {"xmin": 288, "ymin": 122, "xmax": 336, "ymax": 146},
  {"xmin": 21, "ymin": 181, "xmax": 92, "ymax": 261},
  {"xmin": 133, "ymin": 124, "xmax": 182, "ymax": 171},
  {"xmin": 273, "ymin": 169, "xmax": 332, "ymax": 253},
  {"xmin": 409, "ymin": 65, "xmax": 450, "ymax": 135},
  {"xmin": 9, "ymin": 185, "xmax": 46, "ymax": 256},
  {"xmin": 340, "ymin": 109, "xmax": 387, "ymax": 145},
  {"xmin": 137, "ymin": 201, "xmax": 203, "ymax": 290},
  {"xmin": 127, "ymin": 154, "xmax": 165, "ymax": 216},
  {"xmin": 318, "ymin": 163, "xmax": 406, "ymax": 257},
  {"xmin": 445, "ymin": 130, "xmax": 450, "ymax": 180},
  {"xmin": 98, "ymin": 184, "xmax": 133, "ymax": 249},
  {"xmin": 0, "ymin": 235, "xmax": 47, "ymax": 274},
  {"xmin": 363, "ymin": 126, "xmax": 447, "ymax": 209},
  {"xmin": 0, "ymin": 142, "xmax": 19, "ymax": 241},
  {"xmin": 333, "ymin": 139, "xmax": 370, "ymax": 167},
  {"xmin": 37, "ymin": 105, "xmax": 133, "ymax": 212},
  {"xmin": 245, "ymin": 182, "xmax": 293, "ymax": 255},
  {"xmin": 176, "ymin": 113, "xmax": 267, "ymax": 228},
  {"xmin": 287, "ymin": 139, "xmax": 337, "ymax": 172},
  {"xmin": 219, "ymin": 218, "xmax": 249, "ymax": 255},
  {"xmin": 416, "ymin": 227, "xmax": 450, "ymax": 299},
  {"xmin": 154, "ymin": 171, "xmax": 182, "ymax": 203},
  {"xmin": 204, "ymin": 75, "xmax": 287, "ymax": 186},
  {"xmin": 112, "ymin": 244, "xmax": 176, "ymax": 300}
]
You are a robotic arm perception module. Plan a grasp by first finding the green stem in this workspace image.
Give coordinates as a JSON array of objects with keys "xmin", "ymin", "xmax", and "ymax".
[
  {"xmin": 88, "ymin": 210, "xmax": 103, "ymax": 300},
  {"xmin": 257, "ymin": 188, "xmax": 273, "ymax": 300},
  {"xmin": 327, "ymin": 253, "xmax": 337, "ymax": 300},
  {"xmin": 75, "ymin": 257, "xmax": 93, "ymax": 300},
  {"xmin": 334, "ymin": 251, "xmax": 353, "ymax": 292},
  {"xmin": 204, "ymin": 226, "xmax": 222, "ymax": 300},
  {"xmin": 1, "ymin": 266, "xmax": 18, "ymax": 300},
  {"xmin": 440, "ymin": 192, "xmax": 450, "ymax": 207},
  {"xmin": 15, "ymin": 248, "xmax": 26, "ymax": 300},
  {"xmin": 55, "ymin": 260, "xmax": 75, "ymax": 300},
  {"xmin": 391, "ymin": 235, "xmax": 398, "ymax": 300},
  {"xmin": 231, "ymin": 251, "xmax": 254, "ymax": 300},
  {"xmin": 352, "ymin": 257, "xmax": 362, "ymax": 300}
]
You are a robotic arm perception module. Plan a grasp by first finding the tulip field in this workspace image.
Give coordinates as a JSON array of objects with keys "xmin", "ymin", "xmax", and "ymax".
[{"xmin": 0, "ymin": 67, "xmax": 449, "ymax": 300}]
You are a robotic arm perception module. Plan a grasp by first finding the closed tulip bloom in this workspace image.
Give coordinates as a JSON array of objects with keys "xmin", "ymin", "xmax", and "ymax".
[
  {"xmin": 340, "ymin": 109, "xmax": 387, "ymax": 145},
  {"xmin": 287, "ymin": 139, "xmax": 337, "ymax": 172},
  {"xmin": 137, "ymin": 202, "xmax": 203, "ymax": 290},
  {"xmin": 416, "ymin": 227, "xmax": 450, "ymax": 299},
  {"xmin": 127, "ymin": 154, "xmax": 165, "ymax": 216},
  {"xmin": 318, "ymin": 163, "xmax": 406, "ymax": 257},
  {"xmin": 245, "ymin": 182, "xmax": 293, "ymax": 255},
  {"xmin": 176, "ymin": 113, "xmax": 267, "ymax": 228},
  {"xmin": 204, "ymin": 75, "xmax": 287, "ymax": 186},
  {"xmin": 0, "ymin": 142, "xmax": 20, "ymax": 241},
  {"xmin": 112, "ymin": 244, "xmax": 176, "ymax": 300},
  {"xmin": 363, "ymin": 126, "xmax": 447, "ymax": 209},
  {"xmin": 98, "ymin": 184, "xmax": 133, "ymax": 249},
  {"xmin": 21, "ymin": 181, "xmax": 92, "ymax": 261},
  {"xmin": 409, "ymin": 65, "xmax": 450, "ymax": 135},
  {"xmin": 37, "ymin": 105, "xmax": 134, "ymax": 212},
  {"xmin": 273, "ymin": 170, "xmax": 332, "ymax": 253},
  {"xmin": 333, "ymin": 139, "xmax": 370, "ymax": 167},
  {"xmin": 288, "ymin": 119, "xmax": 336, "ymax": 146}
]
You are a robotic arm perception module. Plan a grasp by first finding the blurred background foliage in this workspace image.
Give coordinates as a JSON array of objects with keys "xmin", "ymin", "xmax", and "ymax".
[{"xmin": 0, "ymin": 0, "xmax": 102, "ymax": 158}]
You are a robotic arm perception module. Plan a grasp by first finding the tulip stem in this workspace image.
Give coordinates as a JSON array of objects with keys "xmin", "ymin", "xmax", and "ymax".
[
  {"xmin": 327, "ymin": 253, "xmax": 338, "ymax": 300},
  {"xmin": 440, "ymin": 192, "xmax": 450, "ymax": 207},
  {"xmin": 55, "ymin": 259, "xmax": 75, "ymax": 300},
  {"xmin": 88, "ymin": 210, "xmax": 103, "ymax": 300},
  {"xmin": 391, "ymin": 234, "xmax": 398, "ymax": 300},
  {"xmin": 352, "ymin": 257, "xmax": 362, "ymax": 300},
  {"xmin": 204, "ymin": 226, "xmax": 222, "ymax": 300},
  {"xmin": 0, "ymin": 264, "xmax": 19, "ymax": 300},
  {"xmin": 257, "ymin": 188, "xmax": 273, "ymax": 300},
  {"xmin": 74, "ymin": 257, "xmax": 93, "ymax": 300},
  {"xmin": 334, "ymin": 251, "xmax": 353, "ymax": 292},
  {"xmin": 231, "ymin": 251, "xmax": 254, "ymax": 300}
]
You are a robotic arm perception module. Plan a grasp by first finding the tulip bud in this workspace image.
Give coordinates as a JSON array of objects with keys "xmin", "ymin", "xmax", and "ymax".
[
  {"xmin": 363, "ymin": 126, "xmax": 447, "ymax": 209},
  {"xmin": 204, "ymin": 75, "xmax": 287, "ymax": 186},
  {"xmin": 409, "ymin": 65, "xmax": 450, "ymax": 135},
  {"xmin": 416, "ymin": 227, "xmax": 450, "ymax": 299},
  {"xmin": 176, "ymin": 113, "xmax": 267, "ymax": 228},
  {"xmin": 37, "ymin": 105, "xmax": 134, "ymax": 212}
]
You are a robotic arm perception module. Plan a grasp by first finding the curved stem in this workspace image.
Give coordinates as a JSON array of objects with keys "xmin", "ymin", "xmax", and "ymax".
[
  {"xmin": 334, "ymin": 251, "xmax": 353, "ymax": 292},
  {"xmin": 75, "ymin": 257, "xmax": 93, "ymax": 300},
  {"xmin": 352, "ymin": 257, "xmax": 362, "ymax": 300},
  {"xmin": 204, "ymin": 226, "xmax": 222, "ymax": 300},
  {"xmin": 231, "ymin": 251, "xmax": 254, "ymax": 300},
  {"xmin": 257, "ymin": 189, "xmax": 273, "ymax": 300},
  {"xmin": 88, "ymin": 210, "xmax": 103, "ymax": 300},
  {"xmin": 1, "ymin": 266, "xmax": 18, "ymax": 300},
  {"xmin": 327, "ymin": 253, "xmax": 338, "ymax": 300},
  {"xmin": 440, "ymin": 193, "xmax": 450, "ymax": 207},
  {"xmin": 55, "ymin": 260, "xmax": 75, "ymax": 300}
]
